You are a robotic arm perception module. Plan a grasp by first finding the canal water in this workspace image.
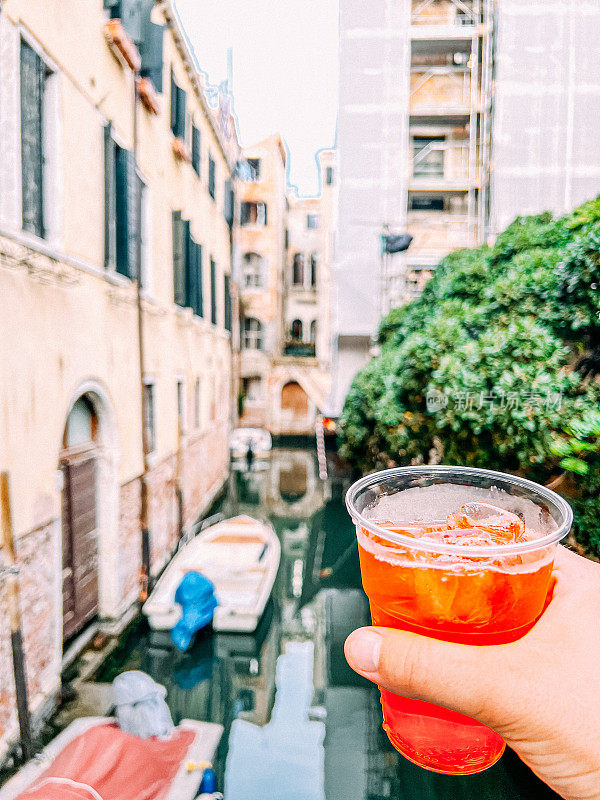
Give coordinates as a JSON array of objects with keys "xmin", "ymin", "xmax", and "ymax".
[{"xmin": 93, "ymin": 445, "xmax": 558, "ymax": 800}]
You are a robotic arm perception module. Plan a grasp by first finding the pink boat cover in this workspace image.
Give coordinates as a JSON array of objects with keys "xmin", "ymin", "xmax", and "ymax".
[{"xmin": 17, "ymin": 723, "xmax": 195, "ymax": 800}]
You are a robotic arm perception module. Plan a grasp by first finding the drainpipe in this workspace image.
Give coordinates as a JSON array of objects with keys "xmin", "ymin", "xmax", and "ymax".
[{"xmin": 132, "ymin": 69, "xmax": 151, "ymax": 601}]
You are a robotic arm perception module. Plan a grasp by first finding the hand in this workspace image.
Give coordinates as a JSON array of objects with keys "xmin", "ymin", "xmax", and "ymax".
[{"xmin": 345, "ymin": 546, "xmax": 600, "ymax": 800}]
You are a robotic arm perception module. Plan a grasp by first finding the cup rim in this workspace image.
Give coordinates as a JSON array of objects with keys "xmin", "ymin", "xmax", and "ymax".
[{"xmin": 346, "ymin": 465, "xmax": 573, "ymax": 557}]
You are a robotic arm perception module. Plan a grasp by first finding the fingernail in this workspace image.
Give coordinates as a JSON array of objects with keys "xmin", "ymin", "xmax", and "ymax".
[{"xmin": 346, "ymin": 629, "xmax": 382, "ymax": 673}]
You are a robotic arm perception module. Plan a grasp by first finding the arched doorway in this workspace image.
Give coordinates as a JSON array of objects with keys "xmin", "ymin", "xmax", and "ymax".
[
  {"xmin": 60, "ymin": 395, "xmax": 100, "ymax": 642},
  {"xmin": 281, "ymin": 381, "xmax": 309, "ymax": 416}
]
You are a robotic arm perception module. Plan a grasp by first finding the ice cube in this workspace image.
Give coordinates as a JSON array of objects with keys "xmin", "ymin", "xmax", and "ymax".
[{"xmin": 447, "ymin": 502, "xmax": 525, "ymax": 541}]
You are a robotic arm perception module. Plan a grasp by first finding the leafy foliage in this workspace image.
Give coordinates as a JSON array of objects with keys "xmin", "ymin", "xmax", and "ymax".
[{"xmin": 339, "ymin": 198, "xmax": 600, "ymax": 554}]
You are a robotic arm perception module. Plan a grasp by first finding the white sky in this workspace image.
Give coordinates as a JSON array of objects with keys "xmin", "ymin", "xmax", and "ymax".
[{"xmin": 175, "ymin": 0, "xmax": 339, "ymax": 196}]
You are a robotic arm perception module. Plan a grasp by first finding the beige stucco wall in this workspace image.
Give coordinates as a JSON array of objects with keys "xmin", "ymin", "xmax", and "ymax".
[{"xmin": 0, "ymin": 0, "xmax": 237, "ymax": 755}]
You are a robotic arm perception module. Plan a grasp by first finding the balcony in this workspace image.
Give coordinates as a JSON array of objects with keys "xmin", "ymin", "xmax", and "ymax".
[
  {"xmin": 410, "ymin": 67, "xmax": 472, "ymax": 117},
  {"xmin": 283, "ymin": 340, "xmax": 316, "ymax": 358},
  {"xmin": 410, "ymin": 139, "xmax": 473, "ymax": 190}
]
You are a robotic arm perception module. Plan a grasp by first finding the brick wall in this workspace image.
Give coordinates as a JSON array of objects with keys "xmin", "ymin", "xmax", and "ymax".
[{"xmin": 0, "ymin": 521, "xmax": 58, "ymax": 747}]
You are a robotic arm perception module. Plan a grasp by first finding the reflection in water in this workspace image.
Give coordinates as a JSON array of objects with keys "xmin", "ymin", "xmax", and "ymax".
[
  {"xmin": 226, "ymin": 642, "xmax": 325, "ymax": 800},
  {"xmin": 97, "ymin": 447, "xmax": 561, "ymax": 800}
]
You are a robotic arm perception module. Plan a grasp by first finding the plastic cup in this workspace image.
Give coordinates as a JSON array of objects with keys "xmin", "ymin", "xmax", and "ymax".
[{"xmin": 346, "ymin": 466, "xmax": 573, "ymax": 775}]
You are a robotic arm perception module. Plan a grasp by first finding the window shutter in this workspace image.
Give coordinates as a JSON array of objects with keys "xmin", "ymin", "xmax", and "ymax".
[
  {"xmin": 210, "ymin": 259, "xmax": 217, "ymax": 325},
  {"xmin": 184, "ymin": 220, "xmax": 194, "ymax": 309},
  {"xmin": 224, "ymin": 179, "xmax": 234, "ymax": 227},
  {"xmin": 192, "ymin": 125, "xmax": 201, "ymax": 175},
  {"xmin": 176, "ymin": 85, "xmax": 186, "ymax": 139},
  {"xmin": 172, "ymin": 210, "xmax": 186, "ymax": 305},
  {"xmin": 208, "ymin": 155, "xmax": 215, "ymax": 199},
  {"xmin": 195, "ymin": 243, "xmax": 203, "ymax": 317},
  {"xmin": 115, "ymin": 146, "xmax": 130, "ymax": 277},
  {"xmin": 170, "ymin": 69, "xmax": 177, "ymax": 135},
  {"xmin": 224, "ymin": 274, "xmax": 232, "ymax": 332},
  {"xmin": 103, "ymin": 123, "xmax": 116, "ymax": 269},
  {"xmin": 240, "ymin": 202, "xmax": 249, "ymax": 226},
  {"xmin": 140, "ymin": 18, "xmax": 164, "ymax": 92},
  {"xmin": 119, "ymin": 0, "xmax": 144, "ymax": 44},
  {"xmin": 20, "ymin": 39, "xmax": 45, "ymax": 238}
]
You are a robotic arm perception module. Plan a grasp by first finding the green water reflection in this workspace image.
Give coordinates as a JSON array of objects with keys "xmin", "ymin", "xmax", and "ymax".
[{"xmin": 97, "ymin": 446, "xmax": 560, "ymax": 800}]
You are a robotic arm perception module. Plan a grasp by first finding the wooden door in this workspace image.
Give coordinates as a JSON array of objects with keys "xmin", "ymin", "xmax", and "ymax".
[{"xmin": 62, "ymin": 453, "xmax": 99, "ymax": 641}]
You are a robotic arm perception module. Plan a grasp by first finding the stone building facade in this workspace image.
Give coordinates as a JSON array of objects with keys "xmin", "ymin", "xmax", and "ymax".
[
  {"xmin": 0, "ymin": 0, "xmax": 239, "ymax": 757},
  {"xmin": 238, "ymin": 141, "xmax": 335, "ymax": 435}
]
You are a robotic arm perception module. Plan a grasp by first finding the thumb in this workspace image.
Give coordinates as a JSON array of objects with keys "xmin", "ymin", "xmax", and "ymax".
[{"xmin": 345, "ymin": 626, "xmax": 511, "ymax": 728}]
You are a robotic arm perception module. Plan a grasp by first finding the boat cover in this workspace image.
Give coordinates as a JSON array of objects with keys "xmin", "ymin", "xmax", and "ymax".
[
  {"xmin": 14, "ymin": 723, "xmax": 195, "ymax": 800},
  {"xmin": 113, "ymin": 671, "xmax": 174, "ymax": 738}
]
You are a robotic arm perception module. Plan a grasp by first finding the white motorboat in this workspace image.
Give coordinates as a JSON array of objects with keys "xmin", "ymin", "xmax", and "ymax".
[
  {"xmin": 143, "ymin": 515, "xmax": 280, "ymax": 634},
  {"xmin": 0, "ymin": 716, "xmax": 223, "ymax": 800},
  {"xmin": 229, "ymin": 428, "xmax": 272, "ymax": 459}
]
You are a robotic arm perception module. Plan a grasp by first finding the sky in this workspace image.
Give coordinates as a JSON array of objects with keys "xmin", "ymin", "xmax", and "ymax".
[{"xmin": 175, "ymin": 0, "xmax": 339, "ymax": 196}]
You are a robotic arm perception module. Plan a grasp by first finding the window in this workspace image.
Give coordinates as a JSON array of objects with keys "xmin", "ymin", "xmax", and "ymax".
[
  {"xmin": 306, "ymin": 214, "xmax": 319, "ymax": 230},
  {"xmin": 325, "ymin": 166, "xmax": 334, "ymax": 186},
  {"xmin": 224, "ymin": 274, "xmax": 232, "ymax": 332},
  {"xmin": 194, "ymin": 378, "xmax": 201, "ymax": 428},
  {"xmin": 105, "ymin": 125, "xmax": 140, "ymax": 280},
  {"xmin": 243, "ymin": 253, "xmax": 264, "ymax": 288},
  {"xmin": 413, "ymin": 136, "xmax": 444, "ymax": 178},
  {"xmin": 409, "ymin": 195, "xmax": 445, "ymax": 212},
  {"xmin": 20, "ymin": 39, "xmax": 51, "ymax": 238},
  {"xmin": 170, "ymin": 69, "xmax": 186, "ymax": 139},
  {"xmin": 208, "ymin": 154, "xmax": 216, "ymax": 199},
  {"xmin": 247, "ymin": 158, "xmax": 261, "ymax": 181},
  {"xmin": 243, "ymin": 318, "xmax": 264, "ymax": 350},
  {"xmin": 210, "ymin": 258, "xmax": 217, "ymax": 325},
  {"xmin": 242, "ymin": 376, "xmax": 262, "ymax": 404},
  {"xmin": 139, "ymin": 11, "xmax": 164, "ymax": 91},
  {"xmin": 65, "ymin": 396, "xmax": 97, "ymax": 447},
  {"xmin": 291, "ymin": 319, "xmax": 303, "ymax": 340},
  {"xmin": 310, "ymin": 254, "xmax": 317, "ymax": 287},
  {"xmin": 173, "ymin": 211, "xmax": 203, "ymax": 315},
  {"xmin": 310, "ymin": 320, "xmax": 317, "ymax": 344},
  {"xmin": 292, "ymin": 253, "xmax": 304, "ymax": 286},
  {"xmin": 224, "ymin": 179, "xmax": 234, "ymax": 227},
  {"xmin": 241, "ymin": 202, "xmax": 267, "ymax": 226},
  {"xmin": 192, "ymin": 124, "xmax": 201, "ymax": 175},
  {"xmin": 143, "ymin": 382, "xmax": 156, "ymax": 453},
  {"xmin": 176, "ymin": 380, "xmax": 184, "ymax": 430}
]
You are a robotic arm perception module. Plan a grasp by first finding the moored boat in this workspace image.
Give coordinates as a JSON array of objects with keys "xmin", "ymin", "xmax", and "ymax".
[
  {"xmin": 0, "ymin": 716, "xmax": 223, "ymax": 800},
  {"xmin": 229, "ymin": 428, "xmax": 272, "ymax": 459},
  {"xmin": 143, "ymin": 515, "xmax": 280, "ymax": 634}
]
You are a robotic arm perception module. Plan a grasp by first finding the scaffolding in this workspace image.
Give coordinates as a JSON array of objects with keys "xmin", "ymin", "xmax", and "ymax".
[{"xmin": 385, "ymin": 0, "xmax": 493, "ymax": 310}]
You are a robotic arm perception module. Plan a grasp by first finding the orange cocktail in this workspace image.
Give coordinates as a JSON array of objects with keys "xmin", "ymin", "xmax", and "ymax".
[{"xmin": 346, "ymin": 467, "xmax": 572, "ymax": 775}]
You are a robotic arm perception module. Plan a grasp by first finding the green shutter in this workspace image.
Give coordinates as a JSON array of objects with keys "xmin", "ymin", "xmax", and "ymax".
[
  {"xmin": 104, "ymin": 123, "xmax": 116, "ymax": 269},
  {"xmin": 118, "ymin": 0, "xmax": 144, "ymax": 44},
  {"xmin": 210, "ymin": 259, "xmax": 217, "ymax": 325},
  {"xmin": 184, "ymin": 220, "xmax": 193, "ymax": 308},
  {"xmin": 208, "ymin": 155, "xmax": 215, "ymax": 199},
  {"xmin": 176, "ymin": 85, "xmax": 186, "ymax": 139},
  {"xmin": 20, "ymin": 39, "xmax": 45, "ymax": 238},
  {"xmin": 115, "ymin": 146, "xmax": 129, "ymax": 276},
  {"xmin": 172, "ymin": 211, "xmax": 186, "ymax": 305},
  {"xmin": 192, "ymin": 125, "xmax": 201, "ymax": 175},
  {"xmin": 224, "ymin": 179, "xmax": 234, "ymax": 227},
  {"xmin": 115, "ymin": 147, "xmax": 139, "ymax": 279},
  {"xmin": 140, "ymin": 18, "xmax": 164, "ymax": 92},
  {"xmin": 196, "ymin": 243, "xmax": 204, "ymax": 317},
  {"xmin": 170, "ymin": 69, "xmax": 177, "ymax": 135},
  {"xmin": 224, "ymin": 274, "xmax": 232, "ymax": 332}
]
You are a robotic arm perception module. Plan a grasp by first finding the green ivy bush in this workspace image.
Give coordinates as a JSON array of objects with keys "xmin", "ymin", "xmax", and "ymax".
[{"xmin": 339, "ymin": 198, "xmax": 600, "ymax": 555}]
